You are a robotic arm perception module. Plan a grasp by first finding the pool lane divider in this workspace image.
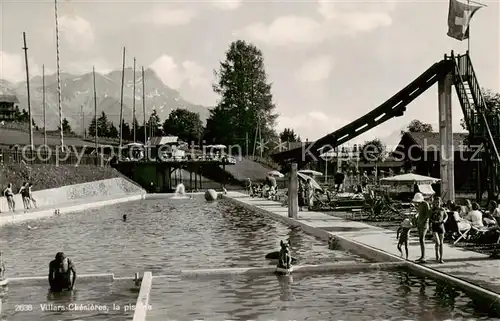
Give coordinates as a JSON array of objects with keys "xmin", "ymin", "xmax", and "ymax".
[
  {"xmin": 132, "ymin": 271, "xmax": 153, "ymax": 321},
  {"xmin": 5, "ymin": 273, "xmax": 133, "ymax": 285},
  {"xmin": 177, "ymin": 262, "xmax": 404, "ymax": 278},
  {"xmin": 225, "ymin": 194, "xmax": 500, "ymax": 311}
]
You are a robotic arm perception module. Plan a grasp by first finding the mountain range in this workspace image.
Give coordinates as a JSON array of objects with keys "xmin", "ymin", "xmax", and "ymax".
[{"xmin": 0, "ymin": 68, "xmax": 211, "ymax": 134}]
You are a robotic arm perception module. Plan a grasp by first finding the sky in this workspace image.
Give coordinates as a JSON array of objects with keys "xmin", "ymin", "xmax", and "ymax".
[{"xmin": 1, "ymin": 0, "xmax": 499, "ymax": 148}]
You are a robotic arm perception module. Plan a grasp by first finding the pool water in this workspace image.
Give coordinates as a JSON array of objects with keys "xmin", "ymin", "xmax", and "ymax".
[
  {"xmin": 0, "ymin": 196, "xmax": 362, "ymax": 278},
  {"xmin": 148, "ymin": 270, "xmax": 499, "ymax": 321},
  {"xmin": 0, "ymin": 280, "xmax": 137, "ymax": 320}
]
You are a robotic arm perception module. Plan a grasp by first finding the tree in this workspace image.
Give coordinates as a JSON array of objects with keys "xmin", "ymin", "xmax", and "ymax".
[
  {"xmin": 279, "ymin": 128, "xmax": 300, "ymax": 142},
  {"xmin": 163, "ymin": 109, "xmax": 203, "ymax": 144},
  {"xmin": 88, "ymin": 117, "xmax": 97, "ymax": 137},
  {"xmin": 108, "ymin": 122, "xmax": 119, "ymax": 138},
  {"xmin": 60, "ymin": 118, "xmax": 72, "ymax": 134},
  {"xmin": 359, "ymin": 138, "xmax": 386, "ymax": 164},
  {"xmin": 97, "ymin": 111, "xmax": 109, "ymax": 137},
  {"xmin": 121, "ymin": 120, "xmax": 131, "ymax": 140},
  {"xmin": 147, "ymin": 109, "xmax": 162, "ymax": 137},
  {"xmin": 460, "ymin": 88, "xmax": 500, "ymax": 130},
  {"xmin": 407, "ymin": 119, "xmax": 433, "ymax": 132},
  {"xmin": 205, "ymin": 39, "xmax": 278, "ymax": 152}
]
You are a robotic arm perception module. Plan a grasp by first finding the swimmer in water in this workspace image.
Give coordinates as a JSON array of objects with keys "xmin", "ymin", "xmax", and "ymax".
[
  {"xmin": 48, "ymin": 252, "xmax": 76, "ymax": 292},
  {"xmin": 123, "ymin": 214, "xmax": 127, "ymax": 221}
]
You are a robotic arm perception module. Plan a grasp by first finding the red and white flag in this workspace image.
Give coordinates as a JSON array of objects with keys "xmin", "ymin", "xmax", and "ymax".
[{"xmin": 447, "ymin": 0, "xmax": 483, "ymax": 40}]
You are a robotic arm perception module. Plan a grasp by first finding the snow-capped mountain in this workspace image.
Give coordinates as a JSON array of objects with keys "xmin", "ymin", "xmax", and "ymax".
[{"xmin": 0, "ymin": 68, "xmax": 211, "ymax": 132}]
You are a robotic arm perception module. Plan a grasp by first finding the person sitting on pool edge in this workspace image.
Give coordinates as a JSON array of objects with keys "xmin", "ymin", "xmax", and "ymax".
[{"xmin": 49, "ymin": 252, "xmax": 76, "ymax": 292}]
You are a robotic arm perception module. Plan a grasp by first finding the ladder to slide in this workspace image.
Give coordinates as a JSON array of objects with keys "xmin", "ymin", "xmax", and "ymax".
[{"xmin": 451, "ymin": 52, "xmax": 500, "ymax": 196}]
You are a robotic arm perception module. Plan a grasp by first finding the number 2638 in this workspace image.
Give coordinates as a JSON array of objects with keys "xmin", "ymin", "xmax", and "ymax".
[{"xmin": 15, "ymin": 304, "xmax": 33, "ymax": 311}]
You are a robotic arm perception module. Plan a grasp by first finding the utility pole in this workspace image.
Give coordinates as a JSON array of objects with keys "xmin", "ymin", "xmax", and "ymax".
[
  {"xmin": 142, "ymin": 66, "xmax": 146, "ymax": 144},
  {"xmin": 119, "ymin": 47, "xmax": 126, "ymax": 147},
  {"xmin": 42, "ymin": 64, "xmax": 47, "ymax": 146},
  {"xmin": 132, "ymin": 57, "xmax": 136, "ymax": 142},
  {"xmin": 22, "ymin": 32, "xmax": 33, "ymax": 149},
  {"xmin": 81, "ymin": 105, "xmax": 84, "ymax": 137},
  {"xmin": 54, "ymin": 0, "xmax": 64, "ymax": 149},
  {"xmin": 92, "ymin": 66, "xmax": 98, "ymax": 153}
]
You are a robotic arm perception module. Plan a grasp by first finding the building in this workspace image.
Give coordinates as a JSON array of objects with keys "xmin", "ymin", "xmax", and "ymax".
[
  {"xmin": 0, "ymin": 95, "xmax": 19, "ymax": 121},
  {"xmin": 394, "ymin": 131, "xmax": 478, "ymax": 193}
]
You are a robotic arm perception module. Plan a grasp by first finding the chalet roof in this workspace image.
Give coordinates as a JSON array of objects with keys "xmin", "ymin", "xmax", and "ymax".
[
  {"xmin": 402, "ymin": 132, "xmax": 469, "ymax": 151},
  {"xmin": 0, "ymin": 95, "xmax": 19, "ymax": 104},
  {"xmin": 148, "ymin": 136, "xmax": 179, "ymax": 146}
]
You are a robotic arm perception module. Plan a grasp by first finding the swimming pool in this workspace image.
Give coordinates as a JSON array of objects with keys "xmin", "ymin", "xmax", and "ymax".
[
  {"xmin": 0, "ymin": 196, "xmax": 362, "ymax": 278},
  {"xmin": 1, "ymin": 195, "xmax": 499, "ymax": 321},
  {"xmin": 1, "ymin": 280, "xmax": 137, "ymax": 321},
  {"xmin": 148, "ymin": 270, "xmax": 499, "ymax": 321}
]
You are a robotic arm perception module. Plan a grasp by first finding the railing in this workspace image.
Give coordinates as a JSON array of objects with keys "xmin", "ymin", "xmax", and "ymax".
[
  {"xmin": 0, "ymin": 149, "xmax": 102, "ymax": 166},
  {"xmin": 454, "ymin": 52, "xmax": 500, "ymax": 166}
]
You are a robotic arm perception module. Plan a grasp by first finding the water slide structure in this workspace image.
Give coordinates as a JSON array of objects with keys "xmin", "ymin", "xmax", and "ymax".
[{"xmin": 271, "ymin": 52, "xmax": 500, "ymax": 199}]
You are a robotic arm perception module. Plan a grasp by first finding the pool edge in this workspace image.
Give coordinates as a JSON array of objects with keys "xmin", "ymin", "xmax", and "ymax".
[{"xmin": 224, "ymin": 194, "xmax": 500, "ymax": 310}]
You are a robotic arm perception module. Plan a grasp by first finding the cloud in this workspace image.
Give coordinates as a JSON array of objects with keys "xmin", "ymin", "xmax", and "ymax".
[
  {"xmin": 64, "ymin": 58, "xmax": 112, "ymax": 75},
  {"xmin": 237, "ymin": 16, "xmax": 325, "ymax": 46},
  {"xmin": 277, "ymin": 111, "xmax": 346, "ymax": 141},
  {"xmin": 211, "ymin": 0, "xmax": 242, "ymax": 11},
  {"xmin": 59, "ymin": 15, "xmax": 95, "ymax": 50},
  {"xmin": 137, "ymin": 5, "xmax": 197, "ymax": 26},
  {"xmin": 0, "ymin": 51, "xmax": 41, "ymax": 83},
  {"xmin": 149, "ymin": 55, "xmax": 214, "ymax": 105},
  {"xmin": 295, "ymin": 55, "xmax": 333, "ymax": 83},
  {"xmin": 238, "ymin": 1, "xmax": 397, "ymax": 46}
]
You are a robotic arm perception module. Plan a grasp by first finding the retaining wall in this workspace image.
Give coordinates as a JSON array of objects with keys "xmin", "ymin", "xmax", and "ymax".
[{"xmin": 0, "ymin": 177, "xmax": 145, "ymax": 213}]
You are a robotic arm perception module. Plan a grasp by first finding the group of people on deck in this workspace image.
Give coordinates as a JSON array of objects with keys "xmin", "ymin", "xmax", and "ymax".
[
  {"xmin": 397, "ymin": 193, "xmax": 500, "ymax": 263},
  {"xmin": 2, "ymin": 182, "xmax": 37, "ymax": 213}
]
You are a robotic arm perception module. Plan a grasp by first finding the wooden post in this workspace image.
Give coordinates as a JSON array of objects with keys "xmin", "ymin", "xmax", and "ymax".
[
  {"xmin": 438, "ymin": 73, "xmax": 455, "ymax": 202},
  {"xmin": 288, "ymin": 163, "xmax": 298, "ymax": 219},
  {"xmin": 22, "ymin": 32, "xmax": 33, "ymax": 149},
  {"xmin": 42, "ymin": 64, "xmax": 47, "ymax": 146},
  {"xmin": 92, "ymin": 66, "xmax": 98, "ymax": 157},
  {"xmin": 132, "ymin": 57, "xmax": 136, "ymax": 142},
  {"xmin": 142, "ymin": 66, "xmax": 147, "ymax": 144},
  {"xmin": 119, "ymin": 47, "xmax": 125, "ymax": 147}
]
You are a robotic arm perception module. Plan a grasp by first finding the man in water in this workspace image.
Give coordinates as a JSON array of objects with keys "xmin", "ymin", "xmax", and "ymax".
[{"xmin": 48, "ymin": 252, "xmax": 76, "ymax": 292}]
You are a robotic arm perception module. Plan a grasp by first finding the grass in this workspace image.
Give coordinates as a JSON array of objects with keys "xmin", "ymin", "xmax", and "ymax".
[
  {"xmin": 0, "ymin": 164, "xmax": 122, "ymax": 191},
  {"xmin": 224, "ymin": 157, "xmax": 275, "ymax": 182}
]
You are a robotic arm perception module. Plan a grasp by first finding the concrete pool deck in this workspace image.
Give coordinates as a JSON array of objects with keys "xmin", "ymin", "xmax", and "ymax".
[{"xmin": 225, "ymin": 192, "xmax": 500, "ymax": 301}]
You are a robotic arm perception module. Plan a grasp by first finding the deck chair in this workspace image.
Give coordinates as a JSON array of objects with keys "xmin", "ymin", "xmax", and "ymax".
[{"xmin": 446, "ymin": 211, "xmax": 472, "ymax": 244}]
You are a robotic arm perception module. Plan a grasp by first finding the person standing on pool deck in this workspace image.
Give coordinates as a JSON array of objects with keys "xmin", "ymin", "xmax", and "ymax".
[
  {"xmin": 3, "ymin": 183, "xmax": 15, "ymax": 212},
  {"xmin": 413, "ymin": 192, "xmax": 431, "ymax": 263},
  {"xmin": 396, "ymin": 218, "xmax": 412, "ymax": 259},
  {"xmin": 49, "ymin": 252, "xmax": 76, "ymax": 292},
  {"xmin": 27, "ymin": 183, "xmax": 37, "ymax": 209},
  {"xmin": 431, "ymin": 197, "xmax": 448, "ymax": 263}
]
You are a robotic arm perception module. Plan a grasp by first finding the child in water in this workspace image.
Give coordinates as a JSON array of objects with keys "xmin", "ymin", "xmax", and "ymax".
[{"xmin": 397, "ymin": 218, "xmax": 413, "ymax": 259}]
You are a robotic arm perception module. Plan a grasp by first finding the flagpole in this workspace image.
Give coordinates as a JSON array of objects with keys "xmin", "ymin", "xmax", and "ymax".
[{"xmin": 467, "ymin": 0, "xmax": 471, "ymax": 54}]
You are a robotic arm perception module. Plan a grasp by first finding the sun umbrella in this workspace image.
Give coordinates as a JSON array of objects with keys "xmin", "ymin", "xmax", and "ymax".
[
  {"xmin": 267, "ymin": 170, "xmax": 284, "ymax": 178},
  {"xmin": 380, "ymin": 173, "xmax": 440, "ymax": 185},
  {"xmin": 297, "ymin": 172, "xmax": 322, "ymax": 190},
  {"xmin": 298, "ymin": 169, "xmax": 323, "ymax": 176}
]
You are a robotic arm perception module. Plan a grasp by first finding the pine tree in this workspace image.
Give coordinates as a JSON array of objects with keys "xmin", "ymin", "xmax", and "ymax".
[
  {"xmin": 205, "ymin": 40, "xmax": 278, "ymax": 151},
  {"xmin": 108, "ymin": 122, "xmax": 119, "ymax": 138},
  {"xmin": 97, "ymin": 111, "xmax": 109, "ymax": 137},
  {"xmin": 147, "ymin": 109, "xmax": 162, "ymax": 137},
  {"xmin": 88, "ymin": 117, "xmax": 97, "ymax": 137},
  {"xmin": 121, "ymin": 119, "xmax": 131, "ymax": 140}
]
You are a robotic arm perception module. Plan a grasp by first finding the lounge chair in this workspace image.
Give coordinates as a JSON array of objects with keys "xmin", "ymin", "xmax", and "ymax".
[{"xmin": 446, "ymin": 211, "xmax": 472, "ymax": 244}]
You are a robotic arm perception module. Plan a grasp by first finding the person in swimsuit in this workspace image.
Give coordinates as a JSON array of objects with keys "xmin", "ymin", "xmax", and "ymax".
[
  {"xmin": 27, "ymin": 183, "xmax": 37, "ymax": 209},
  {"xmin": 3, "ymin": 183, "xmax": 15, "ymax": 212},
  {"xmin": 48, "ymin": 252, "xmax": 76, "ymax": 292},
  {"xmin": 18, "ymin": 182, "xmax": 30, "ymax": 211},
  {"xmin": 430, "ymin": 197, "xmax": 448, "ymax": 263},
  {"xmin": 397, "ymin": 218, "xmax": 413, "ymax": 259},
  {"xmin": 413, "ymin": 192, "xmax": 431, "ymax": 263}
]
